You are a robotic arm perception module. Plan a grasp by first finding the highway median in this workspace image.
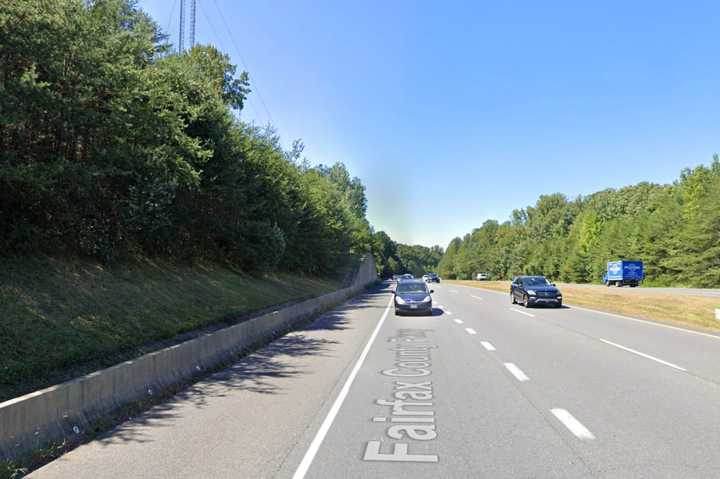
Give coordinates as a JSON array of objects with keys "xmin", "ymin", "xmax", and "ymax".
[{"xmin": 446, "ymin": 280, "xmax": 720, "ymax": 333}]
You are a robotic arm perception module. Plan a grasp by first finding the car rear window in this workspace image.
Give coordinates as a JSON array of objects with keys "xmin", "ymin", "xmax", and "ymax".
[{"xmin": 397, "ymin": 282, "xmax": 428, "ymax": 293}]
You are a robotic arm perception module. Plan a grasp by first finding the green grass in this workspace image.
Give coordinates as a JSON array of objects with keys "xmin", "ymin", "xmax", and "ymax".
[{"xmin": 0, "ymin": 256, "xmax": 343, "ymax": 402}]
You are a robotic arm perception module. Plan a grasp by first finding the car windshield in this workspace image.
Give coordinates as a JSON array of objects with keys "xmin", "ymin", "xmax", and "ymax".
[
  {"xmin": 522, "ymin": 277, "xmax": 550, "ymax": 287},
  {"xmin": 397, "ymin": 282, "xmax": 428, "ymax": 294}
]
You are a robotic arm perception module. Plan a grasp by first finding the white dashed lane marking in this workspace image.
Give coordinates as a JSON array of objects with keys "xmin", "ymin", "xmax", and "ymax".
[
  {"xmin": 551, "ymin": 409, "xmax": 595, "ymax": 440},
  {"xmin": 504, "ymin": 363, "xmax": 529, "ymax": 382}
]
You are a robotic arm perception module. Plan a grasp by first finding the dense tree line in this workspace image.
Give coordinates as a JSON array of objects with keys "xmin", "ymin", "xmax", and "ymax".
[
  {"xmin": 439, "ymin": 158, "xmax": 720, "ymax": 287},
  {"xmin": 0, "ymin": 0, "xmax": 373, "ymax": 273},
  {"xmin": 372, "ymin": 231, "xmax": 443, "ymax": 278}
]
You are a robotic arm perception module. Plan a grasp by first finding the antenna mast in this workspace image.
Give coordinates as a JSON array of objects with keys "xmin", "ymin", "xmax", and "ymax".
[
  {"xmin": 178, "ymin": 0, "xmax": 185, "ymax": 53},
  {"xmin": 189, "ymin": 0, "xmax": 197, "ymax": 48}
]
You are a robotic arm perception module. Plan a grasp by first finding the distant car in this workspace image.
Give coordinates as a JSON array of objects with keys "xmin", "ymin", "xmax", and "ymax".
[
  {"xmin": 510, "ymin": 275, "xmax": 562, "ymax": 308},
  {"xmin": 394, "ymin": 279, "xmax": 434, "ymax": 316},
  {"xmin": 392, "ymin": 274, "xmax": 400, "ymax": 282},
  {"xmin": 426, "ymin": 272, "xmax": 440, "ymax": 283},
  {"xmin": 398, "ymin": 273, "xmax": 414, "ymax": 281},
  {"xmin": 476, "ymin": 273, "xmax": 489, "ymax": 281},
  {"xmin": 422, "ymin": 274, "xmax": 430, "ymax": 282}
]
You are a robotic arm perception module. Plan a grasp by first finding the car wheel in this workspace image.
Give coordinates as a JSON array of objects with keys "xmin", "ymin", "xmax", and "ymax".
[
  {"xmin": 555, "ymin": 302, "xmax": 562, "ymax": 308},
  {"xmin": 523, "ymin": 295, "xmax": 530, "ymax": 308},
  {"xmin": 395, "ymin": 309, "xmax": 401, "ymax": 316},
  {"xmin": 511, "ymin": 293, "xmax": 517, "ymax": 304}
]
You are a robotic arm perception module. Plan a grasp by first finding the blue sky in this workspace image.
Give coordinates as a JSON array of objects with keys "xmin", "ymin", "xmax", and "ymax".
[{"xmin": 139, "ymin": 0, "xmax": 720, "ymax": 249}]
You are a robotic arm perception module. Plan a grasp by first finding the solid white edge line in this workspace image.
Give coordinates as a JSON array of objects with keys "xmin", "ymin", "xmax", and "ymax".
[
  {"xmin": 551, "ymin": 408, "xmax": 595, "ymax": 440},
  {"xmin": 480, "ymin": 341, "xmax": 496, "ymax": 351},
  {"xmin": 510, "ymin": 307, "xmax": 535, "ymax": 317},
  {"xmin": 504, "ymin": 362, "xmax": 529, "ymax": 381},
  {"xmin": 291, "ymin": 295, "xmax": 393, "ymax": 479},
  {"xmin": 454, "ymin": 319, "xmax": 464, "ymax": 324},
  {"xmin": 449, "ymin": 283, "xmax": 720, "ymax": 341},
  {"xmin": 569, "ymin": 304, "xmax": 720, "ymax": 341},
  {"xmin": 465, "ymin": 327, "xmax": 477, "ymax": 335},
  {"xmin": 599, "ymin": 339, "xmax": 686, "ymax": 371}
]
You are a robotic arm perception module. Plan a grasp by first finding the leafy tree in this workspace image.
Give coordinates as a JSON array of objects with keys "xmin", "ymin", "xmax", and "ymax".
[
  {"xmin": 0, "ymin": 0, "xmax": 375, "ymax": 276},
  {"xmin": 438, "ymin": 237, "xmax": 462, "ymax": 279},
  {"xmin": 439, "ymin": 156, "xmax": 720, "ymax": 287},
  {"xmin": 371, "ymin": 233, "xmax": 442, "ymax": 278}
]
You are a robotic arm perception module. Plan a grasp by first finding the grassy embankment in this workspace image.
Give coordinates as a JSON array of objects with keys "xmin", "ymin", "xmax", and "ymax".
[
  {"xmin": 447, "ymin": 280, "xmax": 720, "ymax": 332},
  {"xmin": 0, "ymin": 256, "xmax": 346, "ymax": 402}
]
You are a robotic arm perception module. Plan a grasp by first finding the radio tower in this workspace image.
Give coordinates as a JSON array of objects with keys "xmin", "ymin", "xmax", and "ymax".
[
  {"xmin": 189, "ymin": 0, "xmax": 197, "ymax": 49},
  {"xmin": 178, "ymin": 0, "xmax": 185, "ymax": 53},
  {"xmin": 178, "ymin": 0, "xmax": 197, "ymax": 53}
]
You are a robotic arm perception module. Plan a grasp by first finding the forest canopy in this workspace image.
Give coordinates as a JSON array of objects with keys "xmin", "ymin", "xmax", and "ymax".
[
  {"xmin": 0, "ymin": 0, "xmax": 374, "ymax": 274},
  {"xmin": 438, "ymin": 157, "xmax": 720, "ymax": 287}
]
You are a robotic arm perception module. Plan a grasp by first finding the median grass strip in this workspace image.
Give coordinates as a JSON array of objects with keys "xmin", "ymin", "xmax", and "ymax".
[
  {"xmin": 0, "ymin": 256, "xmax": 344, "ymax": 402},
  {"xmin": 447, "ymin": 280, "xmax": 720, "ymax": 333}
]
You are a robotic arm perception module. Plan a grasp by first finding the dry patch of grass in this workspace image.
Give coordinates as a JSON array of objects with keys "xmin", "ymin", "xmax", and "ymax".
[
  {"xmin": 447, "ymin": 280, "xmax": 720, "ymax": 333},
  {"xmin": 449, "ymin": 280, "xmax": 509, "ymax": 293}
]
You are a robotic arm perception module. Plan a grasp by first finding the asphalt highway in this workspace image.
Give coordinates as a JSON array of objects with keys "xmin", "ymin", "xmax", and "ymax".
[{"xmin": 31, "ymin": 282, "xmax": 720, "ymax": 478}]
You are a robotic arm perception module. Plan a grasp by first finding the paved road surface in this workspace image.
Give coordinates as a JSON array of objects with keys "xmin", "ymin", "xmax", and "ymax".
[{"xmin": 31, "ymin": 282, "xmax": 720, "ymax": 478}]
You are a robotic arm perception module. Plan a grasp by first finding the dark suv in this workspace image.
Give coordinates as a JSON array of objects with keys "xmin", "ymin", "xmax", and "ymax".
[{"xmin": 510, "ymin": 276, "xmax": 562, "ymax": 308}]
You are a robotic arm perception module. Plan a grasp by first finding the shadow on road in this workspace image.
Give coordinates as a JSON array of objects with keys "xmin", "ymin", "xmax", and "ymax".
[
  {"xmin": 389, "ymin": 307, "xmax": 443, "ymax": 317},
  {"xmin": 303, "ymin": 290, "xmax": 386, "ymax": 331},
  {"xmin": 91, "ymin": 287, "xmax": 387, "ymax": 448},
  {"xmin": 527, "ymin": 305, "xmax": 571, "ymax": 310},
  {"xmin": 93, "ymin": 331, "xmax": 338, "ymax": 448}
]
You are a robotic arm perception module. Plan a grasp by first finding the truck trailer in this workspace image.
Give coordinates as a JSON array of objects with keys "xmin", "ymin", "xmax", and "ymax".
[{"xmin": 603, "ymin": 260, "xmax": 644, "ymax": 287}]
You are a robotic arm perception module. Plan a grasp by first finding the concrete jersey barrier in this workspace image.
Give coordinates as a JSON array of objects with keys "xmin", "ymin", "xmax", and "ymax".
[{"xmin": 0, "ymin": 256, "xmax": 377, "ymax": 461}]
